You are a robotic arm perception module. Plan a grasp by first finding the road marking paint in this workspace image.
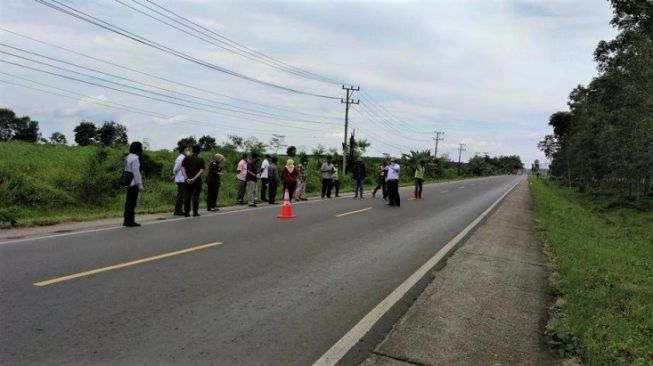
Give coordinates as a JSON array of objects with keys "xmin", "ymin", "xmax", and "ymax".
[
  {"xmin": 440, "ymin": 190, "xmax": 449, "ymax": 193},
  {"xmin": 457, "ymin": 186, "xmax": 465, "ymax": 189},
  {"xmin": 33, "ymin": 242, "xmax": 222, "ymax": 287},
  {"xmin": 335, "ymin": 207, "xmax": 372, "ymax": 218},
  {"xmin": 311, "ymin": 179, "xmax": 521, "ymax": 366},
  {"xmin": 407, "ymin": 198, "xmax": 416, "ymax": 201}
]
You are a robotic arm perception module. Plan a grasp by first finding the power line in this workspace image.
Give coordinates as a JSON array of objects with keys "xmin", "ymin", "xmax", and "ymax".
[
  {"xmin": 117, "ymin": 0, "xmax": 341, "ymax": 85},
  {"xmin": 354, "ymin": 103, "xmax": 425, "ymax": 142},
  {"xmin": 360, "ymin": 89, "xmax": 423, "ymax": 133},
  {"xmin": 34, "ymin": 0, "xmax": 340, "ymax": 100},
  {"xmin": 143, "ymin": 0, "xmax": 344, "ymax": 85},
  {"xmin": 0, "ymin": 27, "xmax": 341, "ymax": 121},
  {"xmin": 0, "ymin": 58, "xmax": 330, "ymax": 132},
  {"xmin": 0, "ymin": 74, "xmax": 332, "ymax": 137},
  {"xmin": 0, "ymin": 45, "xmax": 339, "ymax": 126}
]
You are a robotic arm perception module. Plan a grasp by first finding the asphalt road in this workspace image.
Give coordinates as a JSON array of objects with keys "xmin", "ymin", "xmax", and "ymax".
[{"xmin": 1, "ymin": 175, "xmax": 522, "ymax": 365}]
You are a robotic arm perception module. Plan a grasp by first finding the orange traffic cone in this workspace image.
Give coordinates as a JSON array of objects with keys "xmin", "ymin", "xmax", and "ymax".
[{"xmin": 278, "ymin": 189, "xmax": 296, "ymax": 219}]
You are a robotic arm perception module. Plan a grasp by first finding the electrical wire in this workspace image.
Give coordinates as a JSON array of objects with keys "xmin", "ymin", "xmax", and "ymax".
[
  {"xmin": 143, "ymin": 0, "xmax": 345, "ymax": 85},
  {"xmin": 0, "ymin": 58, "xmax": 330, "ymax": 132},
  {"xmin": 34, "ymin": 0, "xmax": 340, "ymax": 100},
  {"xmin": 0, "ymin": 45, "xmax": 339, "ymax": 126},
  {"xmin": 0, "ymin": 27, "xmax": 342, "ymax": 121},
  {"xmin": 116, "ymin": 0, "xmax": 339, "ymax": 85},
  {"xmin": 0, "ymin": 74, "xmax": 334, "ymax": 137}
]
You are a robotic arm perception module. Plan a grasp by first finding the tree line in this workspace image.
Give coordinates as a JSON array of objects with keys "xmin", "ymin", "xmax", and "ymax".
[
  {"xmin": 538, "ymin": 0, "xmax": 653, "ymax": 199},
  {"xmin": 0, "ymin": 107, "xmax": 130, "ymax": 147}
]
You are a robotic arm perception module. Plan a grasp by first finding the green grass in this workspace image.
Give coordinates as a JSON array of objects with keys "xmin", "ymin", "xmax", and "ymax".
[{"xmin": 529, "ymin": 176, "xmax": 653, "ymax": 365}]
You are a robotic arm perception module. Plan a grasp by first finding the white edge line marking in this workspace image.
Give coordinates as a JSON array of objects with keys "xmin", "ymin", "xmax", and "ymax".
[
  {"xmin": 311, "ymin": 179, "xmax": 521, "ymax": 366},
  {"xmin": 0, "ymin": 176, "xmax": 505, "ymax": 245}
]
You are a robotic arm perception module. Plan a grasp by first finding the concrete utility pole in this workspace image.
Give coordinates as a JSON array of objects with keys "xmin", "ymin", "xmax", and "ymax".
[
  {"xmin": 433, "ymin": 131, "xmax": 444, "ymax": 159},
  {"xmin": 457, "ymin": 143, "xmax": 467, "ymax": 175},
  {"xmin": 341, "ymin": 85, "xmax": 359, "ymax": 176}
]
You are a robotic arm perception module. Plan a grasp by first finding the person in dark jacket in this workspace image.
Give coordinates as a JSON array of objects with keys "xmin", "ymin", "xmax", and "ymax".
[
  {"xmin": 181, "ymin": 145, "xmax": 205, "ymax": 217},
  {"xmin": 352, "ymin": 160, "xmax": 367, "ymax": 198},
  {"xmin": 123, "ymin": 141, "xmax": 144, "ymax": 227},
  {"xmin": 206, "ymin": 153, "xmax": 224, "ymax": 211},
  {"xmin": 281, "ymin": 159, "xmax": 299, "ymax": 201},
  {"xmin": 267, "ymin": 156, "xmax": 280, "ymax": 204}
]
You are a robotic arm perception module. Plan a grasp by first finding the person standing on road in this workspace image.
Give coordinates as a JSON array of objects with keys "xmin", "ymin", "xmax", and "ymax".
[
  {"xmin": 123, "ymin": 141, "xmax": 144, "ymax": 227},
  {"xmin": 267, "ymin": 156, "xmax": 280, "ymax": 204},
  {"xmin": 332, "ymin": 163, "xmax": 341, "ymax": 197},
  {"xmin": 172, "ymin": 145, "xmax": 189, "ymax": 216},
  {"xmin": 246, "ymin": 153, "xmax": 260, "ymax": 207},
  {"xmin": 206, "ymin": 153, "xmax": 224, "ymax": 211},
  {"xmin": 235, "ymin": 153, "xmax": 247, "ymax": 205},
  {"xmin": 260, "ymin": 154, "xmax": 270, "ymax": 203},
  {"xmin": 320, "ymin": 156, "xmax": 335, "ymax": 199},
  {"xmin": 386, "ymin": 158, "xmax": 401, "ymax": 207},
  {"xmin": 295, "ymin": 160, "xmax": 308, "ymax": 201},
  {"xmin": 182, "ymin": 145, "xmax": 206, "ymax": 217},
  {"xmin": 352, "ymin": 159, "xmax": 367, "ymax": 198},
  {"xmin": 414, "ymin": 160, "xmax": 425, "ymax": 199},
  {"xmin": 372, "ymin": 162, "xmax": 388, "ymax": 200},
  {"xmin": 281, "ymin": 158, "xmax": 299, "ymax": 201}
]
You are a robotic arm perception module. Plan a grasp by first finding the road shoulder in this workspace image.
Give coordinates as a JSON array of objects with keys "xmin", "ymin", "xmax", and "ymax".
[{"xmin": 361, "ymin": 179, "xmax": 559, "ymax": 365}]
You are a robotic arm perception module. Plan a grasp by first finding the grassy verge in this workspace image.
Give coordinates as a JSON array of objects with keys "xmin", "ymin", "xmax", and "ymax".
[{"xmin": 529, "ymin": 176, "xmax": 653, "ymax": 365}]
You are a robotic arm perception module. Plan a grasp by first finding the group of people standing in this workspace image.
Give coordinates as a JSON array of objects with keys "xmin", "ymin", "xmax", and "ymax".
[
  {"xmin": 122, "ymin": 141, "xmax": 420, "ymax": 227},
  {"xmin": 234, "ymin": 153, "xmax": 310, "ymax": 207}
]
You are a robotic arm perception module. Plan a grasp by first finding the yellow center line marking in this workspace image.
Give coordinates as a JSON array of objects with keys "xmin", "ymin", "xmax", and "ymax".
[
  {"xmin": 408, "ymin": 198, "xmax": 417, "ymax": 201},
  {"xmin": 34, "ymin": 242, "xmax": 222, "ymax": 287},
  {"xmin": 335, "ymin": 207, "xmax": 373, "ymax": 218}
]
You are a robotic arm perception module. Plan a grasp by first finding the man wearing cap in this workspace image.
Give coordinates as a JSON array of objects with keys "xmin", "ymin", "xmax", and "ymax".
[{"xmin": 385, "ymin": 158, "xmax": 401, "ymax": 207}]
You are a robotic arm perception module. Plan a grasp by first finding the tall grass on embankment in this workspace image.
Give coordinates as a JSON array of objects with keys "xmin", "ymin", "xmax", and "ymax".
[{"xmin": 529, "ymin": 176, "xmax": 653, "ymax": 365}]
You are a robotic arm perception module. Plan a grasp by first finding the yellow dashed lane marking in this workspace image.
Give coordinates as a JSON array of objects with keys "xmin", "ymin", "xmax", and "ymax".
[
  {"xmin": 34, "ymin": 242, "xmax": 222, "ymax": 287},
  {"xmin": 335, "ymin": 207, "xmax": 373, "ymax": 218}
]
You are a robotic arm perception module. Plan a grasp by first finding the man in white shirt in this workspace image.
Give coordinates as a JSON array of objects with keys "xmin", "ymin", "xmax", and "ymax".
[
  {"xmin": 260, "ymin": 154, "xmax": 270, "ymax": 203},
  {"xmin": 320, "ymin": 156, "xmax": 335, "ymax": 199},
  {"xmin": 385, "ymin": 158, "xmax": 401, "ymax": 207},
  {"xmin": 172, "ymin": 145, "xmax": 189, "ymax": 216}
]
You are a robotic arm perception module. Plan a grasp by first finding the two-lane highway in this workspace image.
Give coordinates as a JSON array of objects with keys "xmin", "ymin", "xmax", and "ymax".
[{"xmin": 0, "ymin": 175, "xmax": 522, "ymax": 365}]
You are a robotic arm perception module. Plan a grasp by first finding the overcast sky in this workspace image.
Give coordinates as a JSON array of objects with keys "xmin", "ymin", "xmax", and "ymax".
[{"xmin": 0, "ymin": 0, "xmax": 616, "ymax": 165}]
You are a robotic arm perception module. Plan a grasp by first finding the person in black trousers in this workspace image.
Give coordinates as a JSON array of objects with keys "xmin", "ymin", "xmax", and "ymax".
[
  {"xmin": 267, "ymin": 156, "xmax": 280, "ymax": 204},
  {"xmin": 206, "ymin": 153, "xmax": 224, "ymax": 211},
  {"xmin": 260, "ymin": 154, "xmax": 270, "ymax": 202},
  {"xmin": 181, "ymin": 145, "xmax": 206, "ymax": 217},
  {"xmin": 172, "ymin": 145, "xmax": 188, "ymax": 215},
  {"xmin": 385, "ymin": 159, "xmax": 401, "ymax": 207},
  {"xmin": 123, "ymin": 141, "xmax": 144, "ymax": 227}
]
